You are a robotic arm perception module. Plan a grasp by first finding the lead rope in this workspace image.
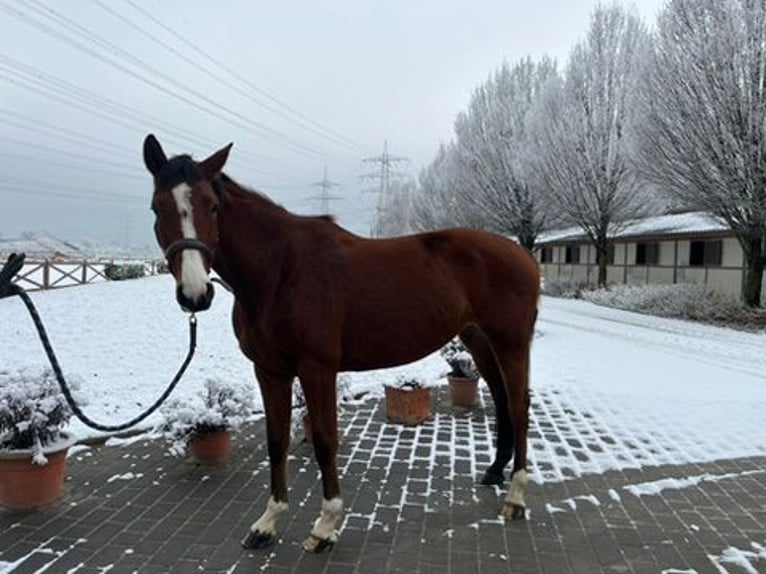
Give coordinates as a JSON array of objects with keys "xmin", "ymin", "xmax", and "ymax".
[{"xmin": 0, "ymin": 253, "xmax": 198, "ymax": 433}]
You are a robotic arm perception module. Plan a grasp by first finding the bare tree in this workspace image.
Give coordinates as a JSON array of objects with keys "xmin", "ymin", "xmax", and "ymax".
[
  {"xmin": 531, "ymin": 3, "xmax": 654, "ymax": 285},
  {"xmin": 451, "ymin": 57, "xmax": 558, "ymax": 249},
  {"xmin": 410, "ymin": 143, "xmax": 480, "ymax": 232},
  {"xmin": 631, "ymin": 0, "xmax": 766, "ymax": 307}
]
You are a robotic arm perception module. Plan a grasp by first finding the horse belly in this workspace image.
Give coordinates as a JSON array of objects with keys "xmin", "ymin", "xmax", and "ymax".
[{"xmin": 338, "ymin": 300, "xmax": 463, "ymax": 371}]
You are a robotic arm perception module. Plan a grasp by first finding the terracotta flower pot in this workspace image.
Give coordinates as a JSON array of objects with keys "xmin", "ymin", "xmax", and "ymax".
[
  {"xmin": 0, "ymin": 446, "xmax": 69, "ymax": 510},
  {"xmin": 385, "ymin": 385, "xmax": 431, "ymax": 425},
  {"xmin": 189, "ymin": 430, "xmax": 231, "ymax": 465},
  {"xmin": 448, "ymin": 375, "xmax": 480, "ymax": 407}
]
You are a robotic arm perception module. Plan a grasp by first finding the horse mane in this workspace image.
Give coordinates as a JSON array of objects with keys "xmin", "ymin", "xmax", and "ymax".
[{"xmin": 219, "ymin": 173, "xmax": 346, "ymax": 231}]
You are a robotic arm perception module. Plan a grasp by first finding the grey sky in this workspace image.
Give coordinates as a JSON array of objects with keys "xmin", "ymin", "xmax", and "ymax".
[{"xmin": 0, "ymin": 0, "xmax": 665, "ymax": 252}]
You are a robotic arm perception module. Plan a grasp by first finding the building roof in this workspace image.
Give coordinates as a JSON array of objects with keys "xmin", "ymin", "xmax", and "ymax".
[{"xmin": 537, "ymin": 211, "xmax": 729, "ymax": 245}]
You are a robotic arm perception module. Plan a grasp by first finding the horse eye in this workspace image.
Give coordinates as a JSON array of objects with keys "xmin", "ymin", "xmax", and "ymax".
[{"xmin": 211, "ymin": 204, "xmax": 218, "ymax": 214}]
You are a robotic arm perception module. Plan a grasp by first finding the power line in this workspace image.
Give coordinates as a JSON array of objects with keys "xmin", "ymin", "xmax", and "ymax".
[
  {"xmin": 0, "ymin": 55, "xmax": 276, "ymax": 176},
  {"xmin": 2, "ymin": 0, "xmax": 355, "ymax": 166},
  {"xmin": 106, "ymin": 0, "xmax": 369, "ymax": 157}
]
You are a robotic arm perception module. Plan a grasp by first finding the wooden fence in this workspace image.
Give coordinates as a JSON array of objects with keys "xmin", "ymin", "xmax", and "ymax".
[{"xmin": 9, "ymin": 259, "xmax": 162, "ymax": 292}]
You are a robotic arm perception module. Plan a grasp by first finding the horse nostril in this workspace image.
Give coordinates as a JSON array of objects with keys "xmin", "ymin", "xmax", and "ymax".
[{"xmin": 175, "ymin": 283, "xmax": 214, "ymax": 312}]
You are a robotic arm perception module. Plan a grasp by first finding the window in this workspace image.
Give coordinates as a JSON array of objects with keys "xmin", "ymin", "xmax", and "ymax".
[
  {"xmin": 565, "ymin": 245, "xmax": 580, "ymax": 264},
  {"xmin": 540, "ymin": 247, "xmax": 553, "ymax": 264},
  {"xmin": 636, "ymin": 242, "xmax": 660, "ymax": 265},
  {"xmin": 689, "ymin": 240, "xmax": 722, "ymax": 266}
]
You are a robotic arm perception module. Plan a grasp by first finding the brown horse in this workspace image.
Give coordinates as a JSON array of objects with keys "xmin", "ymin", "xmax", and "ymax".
[{"xmin": 143, "ymin": 134, "xmax": 540, "ymax": 552}]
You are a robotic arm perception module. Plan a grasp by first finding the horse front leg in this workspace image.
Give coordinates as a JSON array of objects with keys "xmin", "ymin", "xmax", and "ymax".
[
  {"xmin": 298, "ymin": 363, "xmax": 343, "ymax": 553},
  {"xmin": 241, "ymin": 368, "xmax": 293, "ymax": 549}
]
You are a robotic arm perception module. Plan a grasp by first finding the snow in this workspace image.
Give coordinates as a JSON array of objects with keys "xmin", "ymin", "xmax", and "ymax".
[
  {"xmin": 708, "ymin": 542, "xmax": 766, "ymax": 574},
  {"xmin": 537, "ymin": 211, "xmax": 727, "ymax": 244},
  {"xmin": 623, "ymin": 470, "xmax": 765, "ymax": 497},
  {"xmin": 0, "ymin": 275, "xmax": 764, "ymax": 483}
]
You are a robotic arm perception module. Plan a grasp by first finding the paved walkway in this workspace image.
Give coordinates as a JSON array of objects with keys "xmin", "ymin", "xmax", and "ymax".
[{"xmin": 1, "ymin": 389, "xmax": 764, "ymax": 573}]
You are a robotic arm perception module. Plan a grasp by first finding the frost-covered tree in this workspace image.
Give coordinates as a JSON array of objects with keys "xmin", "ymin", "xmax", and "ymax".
[
  {"xmin": 374, "ymin": 177, "xmax": 418, "ymax": 237},
  {"xmin": 410, "ymin": 143, "xmax": 479, "ymax": 232},
  {"xmin": 452, "ymin": 57, "xmax": 559, "ymax": 249},
  {"xmin": 631, "ymin": 0, "xmax": 766, "ymax": 307},
  {"xmin": 532, "ymin": 4, "xmax": 654, "ymax": 285}
]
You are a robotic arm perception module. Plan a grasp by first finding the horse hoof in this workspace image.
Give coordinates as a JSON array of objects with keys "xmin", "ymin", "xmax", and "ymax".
[
  {"xmin": 241, "ymin": 529, "xmax": 276, "ymax": 549},
  {"xmin": 480, "ymin": 470, "xmax": 504, "ymax": 486},
  {"xmin": 303, "ymin": 533, "xmax": 335, "ymax": 553},
  {"xmin": 501, "ymin": 502, "xmax": 526, "ymax": 521}
]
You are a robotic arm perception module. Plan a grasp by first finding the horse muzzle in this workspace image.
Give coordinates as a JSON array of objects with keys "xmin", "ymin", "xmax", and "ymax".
[{"xmin": 176, "ymin": 281, "xmax": 215, "ymax": 312}]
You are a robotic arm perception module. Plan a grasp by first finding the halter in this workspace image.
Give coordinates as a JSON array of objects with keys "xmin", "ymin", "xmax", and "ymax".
[
  {"xmin": 162, "ymin": 175, "xmax": 225, "ymax": 267},
  {"xmin": 164, "ymin": 237, "xmax": 215, "ymax": 267}
]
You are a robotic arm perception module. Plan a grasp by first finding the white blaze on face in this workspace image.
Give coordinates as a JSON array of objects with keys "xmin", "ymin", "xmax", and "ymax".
[{"xmin": 171, "ymin": 183, "xmax": 209, "ymax": 301}]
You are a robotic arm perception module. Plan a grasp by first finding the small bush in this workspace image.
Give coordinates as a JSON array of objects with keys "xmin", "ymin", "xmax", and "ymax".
[
  {"xmin": 104, "ymin": 263, "xmax": 146, "ymax": 281},
  {"xmin": 580, "ymin": 283, "xmax": 766, "ymax": 329},
  {"xmin": 158, "ymin": 378, "xmax": 256, "ymax": 457},
  {"xmin": 0, "ymin": 368, "xmax": 81, "ymax": 453},
  {"xmin": 440, "ymin": 338, "xmax": 479, "ymax": 379},
  {"xmin": 542, "ymin": 281, "xmax": 591, "ymax": 299}
]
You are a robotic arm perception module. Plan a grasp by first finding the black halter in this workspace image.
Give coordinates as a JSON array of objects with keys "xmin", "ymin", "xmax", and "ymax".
[{"xmin": 164, "ymin": 237, "xmax": 215, "ymax": 267}]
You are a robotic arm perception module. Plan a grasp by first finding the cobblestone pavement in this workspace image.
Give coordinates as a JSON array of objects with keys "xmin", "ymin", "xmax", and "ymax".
[{"xmin": 1, "ymin": 389, "xmax": 764, "ymax": 573}]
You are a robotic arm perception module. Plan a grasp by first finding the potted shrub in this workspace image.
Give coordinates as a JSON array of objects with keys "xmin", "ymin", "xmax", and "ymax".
[
  {"xmin": 0, "ymin": 368, "xmax": 79, "ymax": 509},
  {"xmin": 158, "ymin": 378, "xmax": 255, "ymax": 465},
  {"xmin": 440, "ymin": 338, "xmax": 480, "ymax": 407},
  {"xmin": 384, "ymin": 376, "xmax": 431, "ymax": 425}
]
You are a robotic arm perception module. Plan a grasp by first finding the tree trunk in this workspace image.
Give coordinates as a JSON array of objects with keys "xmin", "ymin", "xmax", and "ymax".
[
  {"xmin": 518, "ymin": 229, "xmax": 536, "ymax": 252},
  {"xmin": 742, "ymin": 236, "xmax": 764, "ymax": 308},
  {"xmin": 594, "ymin": 236, "xmax": 609, "ymax": 287}
]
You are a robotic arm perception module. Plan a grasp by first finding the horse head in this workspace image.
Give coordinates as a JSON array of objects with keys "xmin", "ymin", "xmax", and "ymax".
[{"xmin": 143, "ymin": 134, "xmax": 232, "ymax": 312}]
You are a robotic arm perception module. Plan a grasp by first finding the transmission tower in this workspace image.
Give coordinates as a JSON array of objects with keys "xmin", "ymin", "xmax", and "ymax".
[
  {"xmin": 306, "ymin": 166, "xmax": 342, "ymax": 215},
  {"xmin": 360, "ymin": 140, "xmax": 408, "ymax": 235}
]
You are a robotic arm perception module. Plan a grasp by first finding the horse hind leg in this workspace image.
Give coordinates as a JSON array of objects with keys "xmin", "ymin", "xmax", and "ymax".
[
  {"xmin": 473, "ymin": 324, "xmax": 533, "ymax": 521},
  {"xmin": 459, "ymin": 325, "xmax": 513, "ymax": 486},
  {"xmin": 497, "ymin": 338, "xmax": 532, "ymax": 520}
]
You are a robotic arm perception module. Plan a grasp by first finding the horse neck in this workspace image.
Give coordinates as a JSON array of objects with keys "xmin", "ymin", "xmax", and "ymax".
[{"xmin": 212, "ymin": 183, "xmax": 292, "ymax": 296}]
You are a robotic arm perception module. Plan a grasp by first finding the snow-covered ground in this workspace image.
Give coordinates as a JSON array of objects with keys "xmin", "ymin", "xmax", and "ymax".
[{"xmin": 1, "ymin": 275, "xmax": 764, "ymax": 482}]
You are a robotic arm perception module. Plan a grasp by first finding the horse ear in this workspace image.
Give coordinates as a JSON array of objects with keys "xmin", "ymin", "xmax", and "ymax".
[
  {"xmin": 199, "ymin": 143, "xmax": 233, "ymax": 180},
  {"xmin": 143, "ymin": 134, "xmax": 167, "ymax": 176}
]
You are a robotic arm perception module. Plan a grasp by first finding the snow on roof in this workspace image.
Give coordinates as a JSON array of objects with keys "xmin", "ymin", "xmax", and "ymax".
[{"xmin": 537, "ymin": 211, "xmax": 729, "ymax": 245}]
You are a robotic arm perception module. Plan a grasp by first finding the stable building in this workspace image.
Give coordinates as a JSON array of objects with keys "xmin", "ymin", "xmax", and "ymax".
[{"xmin": 534, "ymin": 211, "xmax": 762, "ymax": 302}]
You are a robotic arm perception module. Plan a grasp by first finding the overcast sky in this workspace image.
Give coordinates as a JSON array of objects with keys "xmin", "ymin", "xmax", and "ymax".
[{"xmin": 0, "ymin": 0, "xmax": 665, "ymax": 253}]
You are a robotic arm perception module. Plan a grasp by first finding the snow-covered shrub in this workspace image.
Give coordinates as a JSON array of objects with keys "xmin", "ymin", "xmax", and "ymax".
[
  {"xmin": 582, "ymin": 283, "xmax": 765, "ymax": 327},
  {"xmin": 542, "ymin": 280, "xmax": 590, "ymax": 299},
  {"xmin": 440, "ymin": 338, "xmax": 479, "ymax": 379},
  {"xmin": 104, "ymin": 263, "xmax": 145, "ymax": 281},
  {"xmin": 158, "ymin": 378, "xmax": 255, "ymax": 457},
  {"xmin": 392, "ymin": 375, "xmax": 427, "ymax": 390},
  {"xmin": 0, "ymin": 368, "xmax": 80, "ymax": 456}
]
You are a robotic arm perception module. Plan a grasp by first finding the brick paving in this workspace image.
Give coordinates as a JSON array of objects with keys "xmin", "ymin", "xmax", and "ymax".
[{"xmin": 1, "ymin": 388, "xmax": 764, "ymax": 573}]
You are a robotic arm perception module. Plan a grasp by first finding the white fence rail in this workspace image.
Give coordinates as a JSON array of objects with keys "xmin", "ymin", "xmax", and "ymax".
[{"xmin": 10, "ymin": 259, "xmax": 162, "ymax": 292}]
